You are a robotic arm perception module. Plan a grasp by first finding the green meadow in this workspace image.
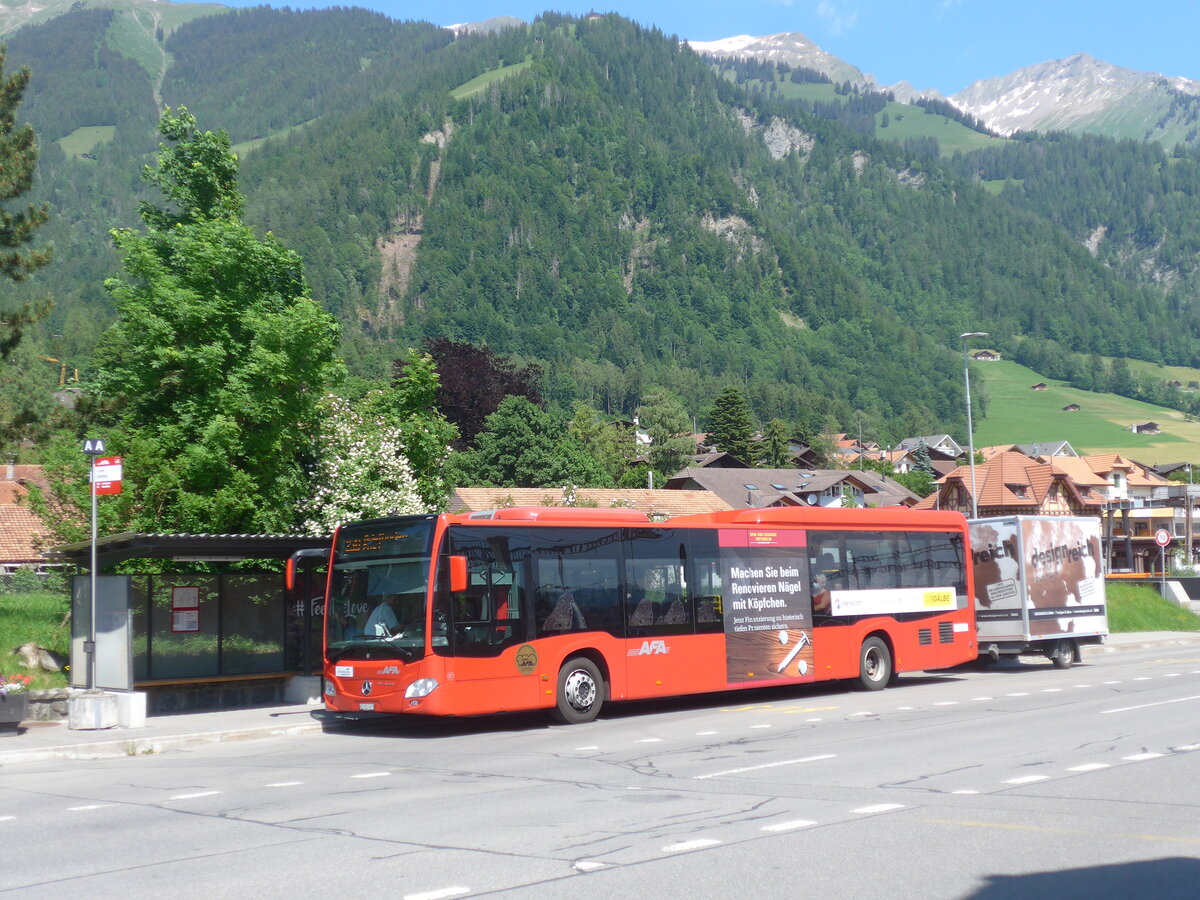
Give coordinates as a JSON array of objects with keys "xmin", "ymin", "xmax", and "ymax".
[
  {"xmin": 57, "ymin": 126, "xmax": 116, "ymax": 159},
  {"xmin": 973, "ymin": 359, "xmax": 1200, "ymax": 464},
  {"xmin": 450, "ymin": 57, "xmax": 534, "ymax": 100}
]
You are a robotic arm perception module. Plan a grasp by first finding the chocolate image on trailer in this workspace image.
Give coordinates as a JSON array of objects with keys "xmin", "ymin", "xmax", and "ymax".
[{"xmin": 1024, "ymin": 517, "xmax": 1104, "ymax": 637}]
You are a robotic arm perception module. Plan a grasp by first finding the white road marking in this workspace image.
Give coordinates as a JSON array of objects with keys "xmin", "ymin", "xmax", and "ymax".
[
  {"xmin": 896, "ymin": 706, "xmax": 915, "ymax": 710},
  {"xmin": 1103, "ymin": 680, "xmax": 1122, "ymax": 685},
  {"xmin": 1004, "ymin": 775, "xmax": 1050, "ymax": 785},
  {"xmin": 574, "ymin": 746, "xmax": 599, "ymax": 751},
  {"xmin": 696, "ymin": 731, "xmax": 718, "ymax": 736},
  {"xmin": 403, "ymin": 888, "xmax": 470, "ymax": 900},
  {"xmin": 934, "ymin": 701, "xmax": 958, "ymax": 706},
  {"xmin": 952, "ymin": 790, "xmax": 979, "ymax": 795},
  {"xmin": 761, "ymin": 819, "xmax": 818, "ymax": 832},
  {"xmin": 0, "ymin": 816, "xmax": 14, "ymax": 821},
  {"xmin": 1041, "ymin": 688, "xmax": 1063, "ymax": 693},
  {"xmin": 168, "ymin": 791, "xmax": 221, "ymax": 800},
  {"xmin": 266, "ymin": 782, "xmax": 303, "ymax": 787},
  {"xmin": 971, "ymin": 697, "xmax": 993, "ymax": 701},
  {"xmin": 1074, "ymin": 685, "xmax": 1091, "ymax": 689},
  {"xmin": 1067, "ymin": 763, "xmax": 1110, "ymax": 772},
  {"xmin": 67, "ymin": 804, "xmax": 112, "ymax": 811},
  {"xmin": 852, "ymin": 803, "xmax": 905, "ymax": 814},
  {"xmin": 1007, "ymin": 692, "xmax": 1029, "ymax": 697},
  {"xmin": 574, "ymin": 861, "xmax": 606, "ymax": 871},
  {"xmin": 351, "ymin": 772, "xmax": 391, "ymax": 779},
  {"xmin": 1133, "ymin": 677, "xmax": 1152, "ymax": 682},
  {"xmin": 1163, "ymin": 673, "xmax": 1182, "ymax": 678},
  {"xmin": 1174, "ymin": 743, "xmax": 1200, "ymax": 751},
  {"xmin": 750, "ymin": 724, "xmax": 772, "ymax": 729},
  {"xmin": 637, "ymin": 738, "xmax": 663, "ymax": 744},
  {"xmin": 1101, "ymin": 695, "xmax": 1200, "ymax": 714},
  {"xmin": 850, "ymin": 711, "xmax": 874, "ymax": 717},
  {"xmin": 663, "ymin": 838, "xmax": 722, "ymax": 852},
  {"xmin": 805, "ymin": 717, "xmax": 824, "ymax": 722},
  {"xmin": 1122, "ymin": 753, "xmax": 1164, "ymax": 761},
  {"xmin": 693, "ymin": 754, "xmax": 836, "ymax": 780}
]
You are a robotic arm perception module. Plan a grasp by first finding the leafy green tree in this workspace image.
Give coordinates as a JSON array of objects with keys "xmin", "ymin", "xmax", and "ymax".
[
  {"xmin": 569, "ymin": 403, "xmax": 638, "ymax": 485},
  {"xmin": 706, "ymin": 386, "xmax": 758, "ymax": 465},
  {"xmin": 456, "ymin": 395, "xmax": 611, "ymax": 488},
  {"xmin": 639, "ymin": 387, "xmax": 694, "ymax": 478},
  {"xmin": 88, "ymin": 107, "xmax": 343, "ymax": 533},
  {"xmin": 371, "ymin": 348, "xmax": 458, "ymax": 509}
]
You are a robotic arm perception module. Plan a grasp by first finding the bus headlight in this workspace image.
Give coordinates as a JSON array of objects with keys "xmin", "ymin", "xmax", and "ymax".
[
  {"xmin": 405, "ymin": 678, "xmax": 439, "ymax": 699},
  {"xmin": 323, "ymin": 679, "xmax": 335, "ymax": 697}
]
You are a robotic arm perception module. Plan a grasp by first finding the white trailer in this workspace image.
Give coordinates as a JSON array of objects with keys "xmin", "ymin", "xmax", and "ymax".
[{"xmin": 969, "ymin": 515, "xmax": 1108, "ymax": 668}]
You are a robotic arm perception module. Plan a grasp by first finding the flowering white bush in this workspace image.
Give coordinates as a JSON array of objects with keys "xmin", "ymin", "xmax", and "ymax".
[{"xmin": 301, "ymin": 393, "xmax": 425, "ymax": 533}]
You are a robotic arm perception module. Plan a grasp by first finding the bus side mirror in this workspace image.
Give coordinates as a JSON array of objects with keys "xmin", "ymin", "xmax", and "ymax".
[
  {"xmin": 285, "ymin": 556, "xmax": 298, "ymax": 592},
  {"xmin": 449, "ymin": 555, "xmax": 468, "ymax": 593}
]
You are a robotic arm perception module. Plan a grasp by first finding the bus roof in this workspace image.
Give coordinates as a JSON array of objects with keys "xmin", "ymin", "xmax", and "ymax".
[{"xmin": 668, "ymin": 506, "xmax": 968, "ymax": 529}]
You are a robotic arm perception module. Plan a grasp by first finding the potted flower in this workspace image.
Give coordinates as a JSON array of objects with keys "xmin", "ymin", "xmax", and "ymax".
[{"xmin": 0, "ymin": 673, "xmax": 33, "ymax": 735}]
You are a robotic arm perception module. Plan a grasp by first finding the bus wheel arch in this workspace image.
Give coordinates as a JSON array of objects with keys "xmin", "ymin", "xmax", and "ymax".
[
  {"xmin": 857, "ymin": 633, "xmax": 893, "ymax": 691},
  {"xmin": 550, "ymin": 653, "xmax": 607, "ymax": 724}
]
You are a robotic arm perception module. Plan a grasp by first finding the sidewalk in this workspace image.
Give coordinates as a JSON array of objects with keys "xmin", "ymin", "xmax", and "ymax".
[{"xmin": 3, "ymin": 632, "xmax": 1199, "ymax": 766}]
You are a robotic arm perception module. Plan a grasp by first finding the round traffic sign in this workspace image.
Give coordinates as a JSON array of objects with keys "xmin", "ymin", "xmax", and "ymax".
[{"xmin": 1154, "ymin": 528, "xmax": 1171, "ymax": 547}]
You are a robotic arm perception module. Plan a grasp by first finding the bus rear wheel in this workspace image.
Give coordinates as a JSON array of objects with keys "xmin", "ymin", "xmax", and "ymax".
[
  {"xmin": 857, "ymin": 637, "xmax": 892, "ymax": 691},
  {"xmin": 551, "ymin": 657, "xmax": 604, "ymax": 724}
]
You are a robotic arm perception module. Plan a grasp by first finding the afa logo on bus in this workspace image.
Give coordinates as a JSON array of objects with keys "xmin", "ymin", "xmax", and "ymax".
[{"xmin": 628, "ymin": 640, "xmax": 670, "ymax": 656}]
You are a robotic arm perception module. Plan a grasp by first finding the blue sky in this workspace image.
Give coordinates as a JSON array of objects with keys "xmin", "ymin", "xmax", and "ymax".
[{"xmin": 221, "ymin": 1, "xmax": 1196, "ymax": 95}]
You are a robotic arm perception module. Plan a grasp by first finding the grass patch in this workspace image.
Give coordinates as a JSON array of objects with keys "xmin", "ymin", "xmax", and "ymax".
[
  {"xmin": 57, "ymin": 126, "xmax": 116, "ymax": 159},
  {"xmin": 231, "ymin": 117, "xmax": 320, "ymax": 157},
  {"xmin": 974, "ymin": 358, "xmax": 1200, "ymax": 463},
  {"xmin": 450, "ymin": 57, "xmax": 534, "ymax": 100},
  {"xmin": 0, "ymin": 590, "xmax": 71, "ymax": 690},
  {"xmin": 1106, "ymin": 581, "xmax": 1200, "ymax": 632}
]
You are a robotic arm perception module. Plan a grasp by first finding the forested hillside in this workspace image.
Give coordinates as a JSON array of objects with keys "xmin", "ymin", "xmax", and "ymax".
[{"xmin": 6, "ymin": 7, "xmax": 1200, "ymax": 455}]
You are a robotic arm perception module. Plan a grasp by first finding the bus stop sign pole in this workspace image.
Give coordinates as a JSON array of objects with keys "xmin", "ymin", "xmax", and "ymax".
[
  {"xmin": 1155, "ymin": 528, "xmax": 1171, "ymax": 597},
  {"xmin": 82, "ymin": 438, "xmax": 106, "ymax": 691}
]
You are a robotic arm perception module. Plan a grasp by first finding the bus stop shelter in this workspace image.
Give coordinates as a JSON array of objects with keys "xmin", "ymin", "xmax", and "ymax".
[{"xmin": 49, "ymin": 532, "xmax": 329, "ymax": 712}]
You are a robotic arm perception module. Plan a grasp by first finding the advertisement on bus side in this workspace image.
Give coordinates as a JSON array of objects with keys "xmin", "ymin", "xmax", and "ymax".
[{"xmin": 718, "ymin": 529, "xmax": 815, "ymax": 684}]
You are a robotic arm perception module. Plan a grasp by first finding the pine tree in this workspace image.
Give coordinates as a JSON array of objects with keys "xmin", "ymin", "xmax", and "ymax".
[
  {"xmin": 0, "ymin": 45, "xmax": 51, "ymax": 360},
  {"xmin": 707, "ymin": 386, "xmax": 758, "ymax": 465}
]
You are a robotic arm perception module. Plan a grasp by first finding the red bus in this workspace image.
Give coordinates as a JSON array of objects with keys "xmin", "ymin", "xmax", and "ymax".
[{"xmin": 297, "ymin": 505, "xmax": 977, "ymax": 724}]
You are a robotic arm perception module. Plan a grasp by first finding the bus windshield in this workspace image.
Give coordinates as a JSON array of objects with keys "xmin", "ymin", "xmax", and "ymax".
[{"xmin": 326, "ymin": 516, "xmax": 438, "ymax": 661}]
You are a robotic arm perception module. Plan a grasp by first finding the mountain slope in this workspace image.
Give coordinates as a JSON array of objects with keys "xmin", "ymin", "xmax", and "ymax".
[{"xmin": 952, "ymin": 53, "xmax": 1200, "ymax": 147}]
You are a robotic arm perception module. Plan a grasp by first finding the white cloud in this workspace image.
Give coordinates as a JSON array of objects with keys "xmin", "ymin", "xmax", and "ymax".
[{"xmin": 816, "ymin": 1, "xmax": 859, "ymax": 35}]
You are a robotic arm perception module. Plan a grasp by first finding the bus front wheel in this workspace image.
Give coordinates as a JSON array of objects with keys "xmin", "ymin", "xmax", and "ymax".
[
  {"xmin": 551, "ymin": 657, "xmax": 604, "ymax": 724},
  {"xmin": 857, "ymin": 637, "xmax": 892, "ymax": 691}
]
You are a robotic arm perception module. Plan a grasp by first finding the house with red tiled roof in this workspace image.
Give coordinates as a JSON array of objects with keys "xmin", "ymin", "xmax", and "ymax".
[
  {"xmin": 915, "ymin": 452, "xmax": 1105, "ymax": 518},
  {"xmin": 0, "ymin": 464, "xmax": 53, "ymax": 574}
]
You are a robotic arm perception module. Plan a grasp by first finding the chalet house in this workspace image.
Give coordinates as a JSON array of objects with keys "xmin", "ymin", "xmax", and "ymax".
[
  {"xmin": 897, "ymin": 434, "xmax": 964, "ymax": 459},
  {"xmin": 664, "ymin": 467, "xmax": 919, "ymax": 509},
  {"xmin": 1062, "ymin": 404, "xmax": 1081, "ymax": 412},
  {"xmin": 1031, "ymin": 383, "xmax": 1047, "ymax": 391},
  {"xmin": 1129, "ymin": 422, "xmax": 1161, "ymax": 435},
  {"xmin": 0, "ymin": 464, "xmax": 53, "ymax": 574},
  {"xmin": 690, "ymin": 451, "xmax": 751, "ymax": 469},
  {"xmin": 970, "ymin": 350, "xmax": 1000, "ymax": 361},
  {"xmin": 981, "ymin": 441, "xmax": 1079, "ymax": 460},
  {"xmin": 447, "ymin": 488, "xmax": 732, "ymax": 522},
  {"xmin": 916, "ymin": 452, "xmax": 1106, "ymax": 518}
]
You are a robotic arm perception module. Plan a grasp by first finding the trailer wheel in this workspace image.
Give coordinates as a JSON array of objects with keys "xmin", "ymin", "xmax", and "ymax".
[
  {"xmin": 551, "ymin": 657, "xmax": 604, "ymax": 724},
  {"xmin": 857, "ymin": 637, "xmax": 892, "ymax": 691},
  {"xmin": 1049, "ymin": 639, "xmax": 1075, "ymax": 670}
]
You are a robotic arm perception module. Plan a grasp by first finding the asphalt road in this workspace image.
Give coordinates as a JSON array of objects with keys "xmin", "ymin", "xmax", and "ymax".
[{"xmin": 3, "ymin": 647, "xmax": 1199, "ymax": 899}]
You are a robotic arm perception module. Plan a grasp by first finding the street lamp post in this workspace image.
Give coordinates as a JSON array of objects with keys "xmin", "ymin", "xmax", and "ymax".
[{"xmin": 961, "ymin": 332, "xmax": 987, "ymax": 519}]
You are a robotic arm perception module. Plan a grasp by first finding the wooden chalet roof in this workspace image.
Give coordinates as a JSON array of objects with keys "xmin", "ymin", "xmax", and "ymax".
[{"xmin": 448, "ymin": 488, "xmax": 733, "ymax": 520}]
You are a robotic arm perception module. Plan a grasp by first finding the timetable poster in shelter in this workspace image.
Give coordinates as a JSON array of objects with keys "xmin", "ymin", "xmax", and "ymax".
[{"xmin": 720, "ymin": 528, "xmax": 814, "ymax": 684}]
